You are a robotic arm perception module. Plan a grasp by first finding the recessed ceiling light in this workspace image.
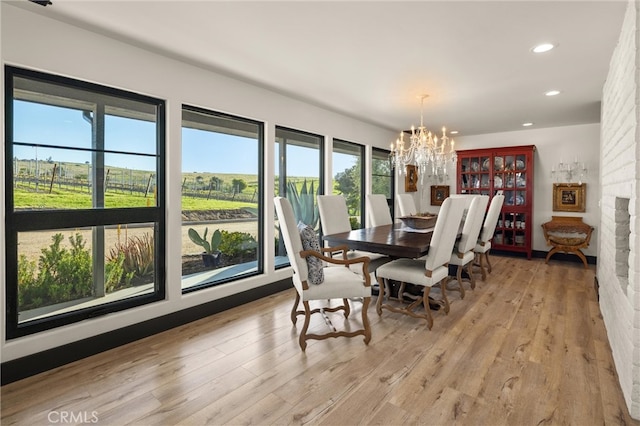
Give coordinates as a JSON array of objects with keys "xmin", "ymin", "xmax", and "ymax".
[
  {"xmin": 522, "ymin": 122, "xmax": 534, "ymax": 127},
  {"xmin": 545, "ymin": 90, "xmax": 561, "ymax": 96},
  {"xmin": 532, "ymin": 43, "xmax": 555, "ymax": 53},
  {"xmin": 450, "ymin": 130, "xmax": 459, "ymax": 135}
]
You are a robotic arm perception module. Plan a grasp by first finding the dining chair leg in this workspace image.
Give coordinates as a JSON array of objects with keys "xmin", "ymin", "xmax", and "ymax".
[
  {"xmin": 421, "ymin": 286, "xmax": 434, "ymax": 330},
  {"xmin": 448, "ymin": 265, "xmax": 466, "ymax": 299},
  {"xmin": 397, "ymin": 281, "xmax": 406, "ymax": 302},
  {"xmin": 466, "ymin": 262, "xmax": 476, "ymax": 289},
  {"xmin": 291, "ymin": 292, "xmax": 301, "ymax": 324},
  {"xmin": 361, "ymin": 297, "xmax": 372, "ymax": 344},
  {"xmin": 439, "ymin": 278, "xmax": 450, "ymax": 314},
  {"xmin": 342, "ymin": 298, "xmax": 351, "ymax": 318},
  {"xmin": 478, "ymin": 252, "xmax": 487, "ymax": 281},
  {"xmin": 299, "ymin": 300, "xmax": 312, "ymax": 351},
  {"xmin": 485, "ymin": 252, "xmax": 492, "ymax": 274},
  {"xmin": 376, "ymin": 277, "xmax": 385, "ymax": 315}
]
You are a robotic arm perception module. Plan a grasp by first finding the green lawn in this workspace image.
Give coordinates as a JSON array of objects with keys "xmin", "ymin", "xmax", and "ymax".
[
  {"xmin": 14, "ymin": 188, "xmax": 259, "ymax": 211},
  {"xmin": 12, "ymin": 163, "xmax": 314, "ymax": 211}
]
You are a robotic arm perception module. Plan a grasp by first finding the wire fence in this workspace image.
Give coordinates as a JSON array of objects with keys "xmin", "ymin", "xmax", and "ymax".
[{"xmin": 12, "ymin": 159, "xmax": 259, "ymax": 203}]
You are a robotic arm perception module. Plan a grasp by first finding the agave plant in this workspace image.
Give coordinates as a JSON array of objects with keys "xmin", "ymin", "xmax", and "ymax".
[{"xmin": 287, "ymin": 179, "xmax": 319, "ymax": 230}]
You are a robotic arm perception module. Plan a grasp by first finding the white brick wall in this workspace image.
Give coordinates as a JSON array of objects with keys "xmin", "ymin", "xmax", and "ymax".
[{"xmin": 600, "ymin": 0, "xmax": 640, "ymax": 419}]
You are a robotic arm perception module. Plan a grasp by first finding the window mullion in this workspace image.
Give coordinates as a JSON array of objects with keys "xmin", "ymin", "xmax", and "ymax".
[{"xmin": 92, "ymin": 103, "xmax": 106, "ymax": 297}]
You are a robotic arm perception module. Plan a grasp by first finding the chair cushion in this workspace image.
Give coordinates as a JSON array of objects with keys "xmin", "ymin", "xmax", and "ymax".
[
  {"xmin": 298, "ymin": 222, "xmax": 324, "ymax": 285},
  {"xmin": 475, "ymin": 241, "xmax": 491, "ymax": 254},
  {"xmin": 548, "ymin": 231, "xmax": 588, "ymax": 247},
  {"xmin": 376, "ymin": 258, "xmax": 449, "ymax": 287},
  {"xmin": 303, "ymin": 265, "xmax": 371, "ymax": 300},
  {"xmin": 449, "ymin": 250, "xmax": 475, "ymax": 266}
]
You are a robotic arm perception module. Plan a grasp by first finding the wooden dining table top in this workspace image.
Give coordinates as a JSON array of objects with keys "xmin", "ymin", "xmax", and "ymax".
[{"xmin": 322, "ymin": 224, "xmax": 435, "ymax": 259}]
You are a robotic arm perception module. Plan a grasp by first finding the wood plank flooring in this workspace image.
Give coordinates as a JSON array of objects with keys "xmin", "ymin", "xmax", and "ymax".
[{"xmin": 2, "ymin": 256, "xmax": 638, "ymax": 425}]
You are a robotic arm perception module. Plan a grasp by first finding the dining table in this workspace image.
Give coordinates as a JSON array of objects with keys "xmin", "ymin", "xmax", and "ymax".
[
  {"xmin": 322, "ymin": 222, "xmax": 441, "ymax": 308},
  {"xmin": 322, "ymin": 223, "xmax": 435, "ymax": 259}
]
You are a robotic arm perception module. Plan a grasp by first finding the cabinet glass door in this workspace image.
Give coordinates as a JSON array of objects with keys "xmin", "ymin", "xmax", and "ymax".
[
  {"xmin": 460, "ymin": 155, "xmax": 489, "ymax": 194},
  {"xmin": 494, "ymin": 212, "xmax": 528, "ymax": 247}
]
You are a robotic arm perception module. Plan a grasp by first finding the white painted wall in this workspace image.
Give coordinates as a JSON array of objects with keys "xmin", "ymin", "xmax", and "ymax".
[
  {"xmin": 428, "ymin": 124, "xmax": 601, "ymax": 256},
  {"xmin": 0, "ymin": 2, "xmax": 624, "ymax": 389},
  {"xmin": 0, "ymin": 3, "xmax": 398, "ymax": 362},
  {"xmin": 599, "ymin": 0, "xmax": 640, "ymax": 419}
]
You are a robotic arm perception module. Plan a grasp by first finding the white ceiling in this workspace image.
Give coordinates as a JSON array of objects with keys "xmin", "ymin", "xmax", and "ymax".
[{"xmin": 14, "ymin": 0, "xmax": 628, "ymax": 136}]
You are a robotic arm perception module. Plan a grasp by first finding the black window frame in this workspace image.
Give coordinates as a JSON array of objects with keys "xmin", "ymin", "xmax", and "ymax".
[
  {"xmin": 180, "ymin": 104, "xmax": 265, "ymax": 292},
  {"xmin": 371, "ymin": 147, "xmax": 395, "ymax": 218},
  {"xmin": 332, "ymin": 138, "xmax": 365, "ymax": 228},
  {"xmin": 275, "ymin": 126, "xmax": 325, "ymax": 269},
  {"xmin": 5, "ymin": 66, "xmax": 166, "ymax": 339}
]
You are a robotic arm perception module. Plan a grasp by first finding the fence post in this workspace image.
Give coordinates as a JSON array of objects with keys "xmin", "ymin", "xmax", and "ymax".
[
  {"xmin": 144, "ymin": 174, "xmax": 153, "ymax": 198},
  {"xmin": 49, "ymin": 163, "xmax": 57, "ymax": 194}
]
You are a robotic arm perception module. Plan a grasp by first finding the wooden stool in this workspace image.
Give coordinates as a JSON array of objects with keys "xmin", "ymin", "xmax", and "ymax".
[{"xmin": 541, "ymin": 216, "xmax": 594, "ymax": 269}]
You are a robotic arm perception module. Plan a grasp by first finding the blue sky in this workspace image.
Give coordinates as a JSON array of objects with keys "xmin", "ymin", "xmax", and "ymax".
[
  {"xmin": 182, "ymin": 129, "xmax": 356, "ymax": 176},
  {"xmin": 14, "ymin": 100, "xmax": 356, "ymax": 177}
]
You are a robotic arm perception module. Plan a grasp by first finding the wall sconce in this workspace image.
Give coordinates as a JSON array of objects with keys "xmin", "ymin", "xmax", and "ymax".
[
  {"xmin": 551, "ymin": 157, "xmax": 588, "ymax": 184},
  {"xmin": 428, "ymin": 166, "xmax": 451, "ymax": 185}
]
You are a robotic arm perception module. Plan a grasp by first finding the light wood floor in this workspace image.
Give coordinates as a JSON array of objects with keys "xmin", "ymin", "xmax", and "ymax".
[{"xmin": 2, "ymin": 256, "xmax": 638, "ymax": 425}]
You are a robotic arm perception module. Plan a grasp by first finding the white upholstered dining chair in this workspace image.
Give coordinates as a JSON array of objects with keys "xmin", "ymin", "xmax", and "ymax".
[
  {"xmin": 317, "ymin": 195, "xmax": 391, "ymax": 274},
  {"xmin": 474, "ymin": 193, "xmax": 505, "ymax": 280},
  {"xmin": 374, "ymin": 196, "xmax": 467, "ymax": 329},
  {"xmin": 317, "ymin": 194, "xmax": 355, "ymax": 236},
  {"xmin": 274, "ymin": 196, "xmax": 372, "ymax": 350},
  {"xmin": 397, "ymin": 193, "xmax": 418, "ymax": 217},
  {"xmin": 366, "ymin": 194, "xmax": 393, "ymax": 227},
  {"xmin": 447, "ymin": 195, "xmax": 489, "ymax": 299}
]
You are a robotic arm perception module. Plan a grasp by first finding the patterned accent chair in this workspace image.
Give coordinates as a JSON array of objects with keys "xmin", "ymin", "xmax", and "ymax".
[{"xmin": 541, "ymin": 216, "xmax": 594, "ymax": 269}]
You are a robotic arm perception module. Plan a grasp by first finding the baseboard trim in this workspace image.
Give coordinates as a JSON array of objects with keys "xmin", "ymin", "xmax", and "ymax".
[
  {"xmin": 491, "ymin": 249, "xmax": 597, "ymax": 265},
  {"xmin": 1, "ymin": 278, "xmax": 292, "ymax": 385},
  {"xmin": 532, "ymin": 249, "xmax": 597, "ymax": 265}
]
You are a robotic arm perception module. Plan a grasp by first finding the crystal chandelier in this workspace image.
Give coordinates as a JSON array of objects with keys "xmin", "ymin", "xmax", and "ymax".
[{"xmin": 389, "ymin": 95, "xmax": 457, "ymax": 183}]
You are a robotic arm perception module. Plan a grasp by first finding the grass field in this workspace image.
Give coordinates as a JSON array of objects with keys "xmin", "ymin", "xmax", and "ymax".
[
  {"xmin": 12, "ymin": 158, "xmax": 323, "ymax": 211},
  {"xmin": 14, "ymin": 186, "xmax": 260, "ymax": 210},
  {"xmin": 13, "ymin": 175, "xmax": 317, "ymax": 210}
]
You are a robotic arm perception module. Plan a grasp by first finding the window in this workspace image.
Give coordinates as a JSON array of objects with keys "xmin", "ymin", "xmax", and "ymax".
[
  {"xmin": 372, "ymin": 148, "xmax": 394, "ymax": 218},
  {"xmin": 5, "ymin": 66, "xmax": 165, "ymax": 338},
  {"xmin": 274, "ymin": 127, "xmax": 324, "ymax": 267},
  {"xmin": 181, "ymin": 106, "xmax": 263, "ymax": 291},
  {"xmin": 332, "ymin": 139, "xmax": 364, "ymax": 229}
]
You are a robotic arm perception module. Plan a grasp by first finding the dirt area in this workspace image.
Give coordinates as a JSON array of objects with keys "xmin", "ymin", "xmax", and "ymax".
[{"xmin": 17, "ymin": 210, "xmax": 260, "ymax": 272}]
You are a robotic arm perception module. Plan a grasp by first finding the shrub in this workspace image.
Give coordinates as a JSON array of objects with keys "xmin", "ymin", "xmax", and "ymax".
[
  {"xmin": 18, "ymin": 254, "xmax": 39, "ymax": 309},
  {"xmin": 106, "ymin": 232, "xmax": 154, "ymax": 285},
  {"xmin": 105, "ymin": 252, "xmax": 134, "ymax": 292},
  {"xmin": 17, "ymin": 231, "xmax": 156, "ymax": 311},
  {"xmin": 18, "ymin": 233, "xmax": 94, "ymax": 311},
  {"xmin": 219, "ymin": 230, "xmax": 257, "ymax": 258},
  {"xmin": 128, "ymin": 234, "xmax": 154, "ymax": 278}
]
